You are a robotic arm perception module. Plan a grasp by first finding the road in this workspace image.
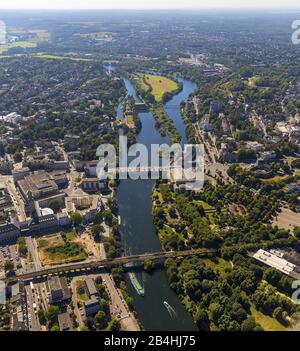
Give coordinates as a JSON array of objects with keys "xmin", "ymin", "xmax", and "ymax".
[
  {"xmin": 103, "ymin": 272, "xmax": 140, "ymax": 331},
  {"xmin": 25, "ymin": 237, "xmax": 42, "ymax": 271},
  {"xmin": 25, "ymin": 285, "xmax": 41, "ymax": 331}
]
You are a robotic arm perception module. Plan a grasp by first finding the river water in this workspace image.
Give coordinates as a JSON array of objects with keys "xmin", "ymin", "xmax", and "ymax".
[{"xmin": 116, "ymin": 77, "xmax": 197, "ymax": 331}]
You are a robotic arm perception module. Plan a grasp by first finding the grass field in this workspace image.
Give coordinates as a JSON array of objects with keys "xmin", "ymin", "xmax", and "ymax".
[
  {"xmin": 261, "ymin": 175, "xmax": 289, "ymax": 184},
  {"xmin": 37, "ymin": 232, "xmax": 87, "ymax": 266},
  {"xmin": 250, "ymin": 305, "xmax": 287, "ymax": 331},
  {"xmin": 135, "ymin": 73, "xmax": 179, "ymax": 102},
  {"xmin": 0, "ymin": 41, "xmax": 37, "ymax": 53},
  {"xmin": 34, "ymin": 54, "xmax": 92, "ymax": 61}
]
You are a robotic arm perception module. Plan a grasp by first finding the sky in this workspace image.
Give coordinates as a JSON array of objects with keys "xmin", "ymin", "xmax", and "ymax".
[{"xmin": 0, "ymin": 0, "xmax": 300, "ymax": 10}]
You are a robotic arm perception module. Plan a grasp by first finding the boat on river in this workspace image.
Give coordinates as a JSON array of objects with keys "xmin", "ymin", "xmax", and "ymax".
[{"xmin": 128, "ymin": 272, "xmax": 145, "ymax": 297}]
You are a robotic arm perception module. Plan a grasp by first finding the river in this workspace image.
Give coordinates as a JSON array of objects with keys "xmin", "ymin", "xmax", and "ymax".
[{"xmin": 116, "ymin": 76, "xmax": 198, "ymax": 331}]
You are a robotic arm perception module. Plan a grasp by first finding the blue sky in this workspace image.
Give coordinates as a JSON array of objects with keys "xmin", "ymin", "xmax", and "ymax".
[{"xmin": 0, "ymin": 0, "xmax": 300, "ymax": 10}]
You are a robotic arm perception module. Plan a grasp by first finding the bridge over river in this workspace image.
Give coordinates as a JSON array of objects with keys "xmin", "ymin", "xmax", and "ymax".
[{"xmin": 7, "ymin": 248, "xmax": 216, "ymax": 284}]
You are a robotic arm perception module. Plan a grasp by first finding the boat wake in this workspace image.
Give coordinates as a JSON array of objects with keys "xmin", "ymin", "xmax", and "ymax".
[{"xmin": 163, "ymin": 301, "xmax": 177, "ymax": 319}]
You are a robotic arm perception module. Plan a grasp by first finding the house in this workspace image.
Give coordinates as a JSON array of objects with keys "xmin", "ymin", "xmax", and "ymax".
[
  {"xmin": 84, "ymin": 296, "xmax": 100, "ymax": 316},
  {"xmin": 80, "ymin": 178, "xmax": 108, "ymax": 193},
  {"xmin": 257, "ymin": 151, "xmax": 277, "ymax": 163},
  {"xmin": 245, "ymin": 141, "xmax": 263, "ymax": 152},
  {"xmin": 84, "ymin": 278, "xmax": 98, "ymax": 299},
  {"xmin": 11, "ymin": 282, "xmax": 28, "ymax": 331},
  {"xmin": 47, "ymin": 276, "xmax": 71, "ymax": 304},
  {"xmin": 58, "ymin": 312, "xmax": 73, "ymax": 331},
  {"xmin": 0, "ymin": 223, "xmax": 20, "ymax": 244}
]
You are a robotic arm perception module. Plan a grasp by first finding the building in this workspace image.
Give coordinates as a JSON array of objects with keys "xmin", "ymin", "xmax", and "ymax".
[
  {"xmin": 11, "ymin": 282, "xmax": 28, "ymax": 331},
  {"xmin": 58, "ymin": 312, "xmax": 73, "ymax": 331},
  {"xmin": 49, "ymin": 171, "xmax": 68, "ymax": 188},
  {"xmin": 257, "ymin": 151, "xmax": 277, "ymax": 163},
  {"xmin": 84, "ymin": 296, "xmax": 100, "ymax": 316},
  {"xmin": 28, "ymin": 214, "xmax": 59, "ymax": 234},
  {"xmin": 18, "ymin": 171, "xmax": 59, "ymax": 202},
  {"xmin": 84, "ymin": 161, "xmax": 99, "ymax": 177},
  {"xmin": 12, "ymin": 167, "xmax": 30, "ymax": 183},
  {"xmin": 209, "ymin": 101, "xmax": 223, "ymax": 116},
  {"xmin": 253, "ymin": 249, "xmax": 300, "ymax": 279},
  {"xmin": 84, "ymin": 278, "xmax": 98, "ymax": 299},
  {"xmin": 245, "ymin": 141, "xmax": 263, "ymax": 152},
  {"xmin": 47, "ymin": 276, "xmax": 71, "ymax": 304},
  {"xmin": 0, "ymin": 223, "xmax": 20, "ymax": 244},
  {"xmin": 80, "ymin": 178, "xmax": 108, "ymax": 193}
]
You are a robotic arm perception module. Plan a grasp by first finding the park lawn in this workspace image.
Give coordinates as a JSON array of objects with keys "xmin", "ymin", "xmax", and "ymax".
[
  {"xmin": 125, "ymin": 114, "xmax": 134, "ymax": 128},
  {"xmin": 250, "ymin": 305, "xmax": 287, "ymax": 331},
  {"xmin": 135, "ymin": 73, "xmax": 179, "ymax": 102},
  {"xmin": 202, "ymin": 258, "xmax": 231, "ymax": 277},
  {"xmin": 0, "ymin": 41, "xmax": 37, "ymax": 53},
  {"xmin": 37, "ymin": 232, "xmax": 87, "ymax": 266},
  {"xmin": 261, "ymin": 175, "xmax": 289, "ymax": 185},
  {"xmin": 34, "ymin": 54, "xmax": 92, "ymax": 61},
  {"xmin": 194, "ymin": 200, "xmax": 215, "ymax": 211},
  {"xmin": 76, "ymin": 280, "xmax": 89, "ymax": 301}
]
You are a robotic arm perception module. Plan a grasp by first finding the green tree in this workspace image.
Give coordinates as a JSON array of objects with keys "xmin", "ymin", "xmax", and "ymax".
[
  {"xmin": 94, "ymin": 310, "xmax": 107, "ymax": 330},
  {"xmin": 45, "ymin": 305, "xmax": 60, "ymax": 325},
  {"xmin": 107, "ymin": 318, "xmax": 121, "ymax": 331},
  {"xmin": 71, "ymin": 212, "xmax": 83, "ymax": 227},
  {"xmin": 4, "ymin": 260, "xmax": 14, "ymax": 272},
  {"xmin": 194, "ymin": 309, "xmax": 210, "ymax": 331},
  {"xmin": 50, "ymin": 325, "xmax": 60, "ymax": 331}
]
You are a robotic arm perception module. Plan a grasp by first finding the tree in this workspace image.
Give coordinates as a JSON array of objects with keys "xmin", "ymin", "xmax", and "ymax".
[
  {"xmin": 194, "ymin": 310, "xmax": 210, "ymax": 331},
  {"xmin": 71, "ymin": 212, "xmax": 83, "ymax": 227},
  {"xmin": 94, "ymin": 310, "xmax": 107, "ymax": 330},
  {"xmin": 107, "ymin": 318, "xmax": 121, "ymax": 331},
  {"xmin": 13, "ymin": 152, "xmax": 22, "ymax": 163},
  {"xmin": 38, "ymin": 310, "xmax": 46, "ymax": 325},
  {"xmin": 4, "ymin": 260, "xmax": 14, "ymax": 272},
  {"xmin": 49, "ymin": 200, "xmax": 61, "ymax": 212},
  {"xmin": 103, "ymin": 209, "xmax": 113, "ymax": 226},
  {"xmin": 294, "ymin": 227, "xmax": 300, "ymax": 239},
  {"xmin": 91, "ymin": 224, "xmax": 105, "ymax": 241},
  {"xmin": 45, "ymin": 305, "xmax": 59, "ymax": 325},
  {"xmin": 17, "ymin": 236, "xmax": 27, "ymax": 256},
  {"xmin": 263, "ymin": 268, "xmax": 281, "ymax": 286},
  {"xmin": 241, "ymin": 316, "xmax": 257, "ymax": 331},
  {"xmin": 273, "ymin": 306, "xmax": 284, "ymax": 323},
  {"xmin": 143, "ymin": 259, "xmax": 154, "ymax": 272},
  {"xmin": 50, "ymin": 325, "xmax": 60, "ymax": 331}
]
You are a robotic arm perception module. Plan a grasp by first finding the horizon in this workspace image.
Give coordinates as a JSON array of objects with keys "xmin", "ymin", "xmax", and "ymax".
[{"xmin": 0, "ymin": 0, "xmax": 300, "ymax": 11}]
